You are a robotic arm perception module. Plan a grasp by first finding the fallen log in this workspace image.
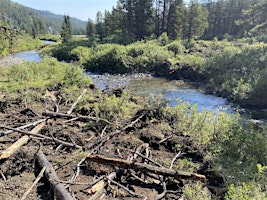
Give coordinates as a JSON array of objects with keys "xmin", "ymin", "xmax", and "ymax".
[
  {"xmin": 0, "ymin": 122, "xmax": 46, "ymax": 160},
  {"xmin": 36, "ymin": 150, "xmax": 74, "ymax": 200},
  {"xmin": 87, "ymin": 154, "xmax": 206, "ymax": 182}
]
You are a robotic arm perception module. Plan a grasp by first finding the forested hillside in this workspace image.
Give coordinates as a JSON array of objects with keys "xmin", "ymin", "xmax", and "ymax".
[{"xmin": 0, "ymin": 0, "xmax": 86, "ymax": 35}]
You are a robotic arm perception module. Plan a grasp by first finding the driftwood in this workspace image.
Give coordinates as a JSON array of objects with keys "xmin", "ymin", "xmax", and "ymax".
[
  {"xmin": 36, "ymin": 150, "xmax": 74, "ymax": 200},
  {"xmin": 87, "ymin": 154, "xmax": 206, "ymax": 182},
  {"xmin": 0, "ymin": 122, "xmax": 46, "ymax": 160}
]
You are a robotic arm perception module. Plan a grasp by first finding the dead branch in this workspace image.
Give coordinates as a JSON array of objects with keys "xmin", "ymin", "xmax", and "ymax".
[
  {"xmin": 88, "ymin": 172, "xmax": 117, "ymax": 200},
  {"xmin": 67, "ymin": 89, "xmax": 87, "ymax": 115},
  {"xmin": 2, "ymin": 118, "xmax": 48, "ymax": 136},
  {"xmin": 169, "ymin": 151, "xmax": 182, "ymax": 169},
  {"xmin": 0, "ymin": 125, "xmax": 82, "ymax": 149},
  {"xmin": 0, "ymin": 170, "xmax": 6, "ymax": 181},
  {"xmin": 42, "ymin": 111, "xmax": 114, "ymax": 125},
  {"xmin": 66, "ymin": 139, "xmax": 108, "ymax": 188},
  {"xmin": 87, "ymin": 154, "xmax": 206, "ymax": 182},
  {"xmin": 0, "ymin": 122, "xmax": 46, "ymax": 160},
  {"xmin": 36, "ymin": 150, "xmax": 74, "ymax": 200},
  {"xmin": 106, "ymin": 176, "xmax": 144, "ymax": 198},
  {"xmin": 20, "ymin": 166, "xmax": 46, "ymax": 200},
  {"xmin": 87, "ymin": 113, "xmax": 145, "ymax": 150}
]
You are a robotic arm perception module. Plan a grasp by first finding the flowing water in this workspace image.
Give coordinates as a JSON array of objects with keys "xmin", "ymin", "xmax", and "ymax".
[
  {"xmin": 14, "ymin": 50, "xmax": 234, "ymax": 114},
  {"xmin": 14, "ymin": 51, "xmax": 42, "ymax": 62},
  {"xmin": 87, "ymin": 72, "xmax": 233, "ymax": 113}
]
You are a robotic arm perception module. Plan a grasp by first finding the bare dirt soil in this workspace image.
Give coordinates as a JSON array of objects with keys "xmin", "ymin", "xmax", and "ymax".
[{"xmin": 0, "ymin": 88, "xmax": 226, "ymax": 200}]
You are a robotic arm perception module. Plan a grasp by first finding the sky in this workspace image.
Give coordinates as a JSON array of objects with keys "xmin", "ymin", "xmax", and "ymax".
[{"xmin": 11, "ymin": 0, "xmax": 118, "ymax": 21}]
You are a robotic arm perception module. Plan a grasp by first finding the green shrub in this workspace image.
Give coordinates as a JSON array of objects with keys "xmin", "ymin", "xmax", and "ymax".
[
  {"xmin": 69, "ymin": 46, "xmax": 92, "ymax": 64},
  {"xmin": 183, "ymin": 182, "xmax": 211, "ymax": 200},
  {"xmin": 84, "ymin": 44, "xmax": 130, "ymax": 73},
  {"xmin": 225, "ymin": 182, "xmax": 267, "ymax": 200},
  {"xmin": 158, "ymin": 32, "xmax": 169, "ymax": 46},
  {"xmin": 166, "ymin": 40, "xmax": 185, "ymax": 56},
  {"xmin": 207, "ymin": 44, "xmax": 267, "ymax": 106},
  {"xmin": 126, "ymin": 41, "xmax": 172, "ymax": 72},
  {"xmin": 0, "ymin": 57, "xmax": 91, "ymax": 92}
]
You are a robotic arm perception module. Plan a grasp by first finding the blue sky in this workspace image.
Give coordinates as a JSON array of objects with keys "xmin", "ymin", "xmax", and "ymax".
[{"xmin": 12, "ymin": 0, "xmax": 118, "ymax": 21}]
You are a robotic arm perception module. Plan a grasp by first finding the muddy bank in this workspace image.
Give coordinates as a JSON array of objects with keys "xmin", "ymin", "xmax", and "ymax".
[{"xmin": 0, "ymin": 87, "xmax": 226, "ymax": 200}]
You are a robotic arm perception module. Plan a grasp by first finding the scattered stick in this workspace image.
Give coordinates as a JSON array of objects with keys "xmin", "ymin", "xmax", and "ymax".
[
  {"xmin": 42, "ymin": 111, "xmax": 114, "ymax": 125},
  {"xmin": 0, "ymin": 170, "xmax": 6, "ymax": 181},
  {"xmin": 0, "ymin": 125, "xmax": 82, "ymax": 149},
  {"xmin": 159, "ymin": 135, "xmax": 173, "ymax": 144},
  {"xmin": 1, "ymin": 118, "xmax": 48, "ymax": 136},
  {"xmin": 106, "ymin": 176, "xmax": 144, "ymax": 198},
  {"xmin": 67, "ymin": 89, "xmax": 87, "ymax": 115},
  {"xmin": 0, "ymin": 122, "xmax": 46, "ymax": 160},
  {"xmin": 36, "ymin": 150, "xmax": 74, "ymax": 200},
  {"xmin": 87, "ymin": 113, "xmax": 145, "ymax": 150},
  {"xmin": 20, "ymin": 166, "xmax": 46, "ymax": 200},
  {"xmin": 169, "ymin": 151, "xmax": 182, "ymax": 169},
  {"xmin": 153, "ymin": 178, "xmax": 167, "ymax": 200},
  {"xmin": 88, "ymin": 172, "xmax": 117, "ymax": 200},
  {"xmin": 87, "ymin": 154, "xmax": 206, "ymax": 182},
  {"xmin": 66, "ymin": 139, "xmax": 107, "ymax": 188}
]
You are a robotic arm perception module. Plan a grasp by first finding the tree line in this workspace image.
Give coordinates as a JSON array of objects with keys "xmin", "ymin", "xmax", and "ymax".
[{"xmin": 85, "ymin": 0, "xmax": 267, "ymax": 43}]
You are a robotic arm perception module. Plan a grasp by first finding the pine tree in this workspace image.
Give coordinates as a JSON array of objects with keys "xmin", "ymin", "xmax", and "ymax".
[
  {"xmin": 95, "ymin": 11, "xmax": 105, "ymax": 41},
  {"xmin": 86, "ymin": 19, "xmax": 95, "ymax": 39},
  {"xmin": 184, "ymin": 0, "xmax": 208, "ymax": 41},
  {"xmin": 166, "ymin": 0, "xmax": 186, "ymax": 39},
  {"xmin": 60, "ymin": 15, "xmax": 73, "ymax": 43}
]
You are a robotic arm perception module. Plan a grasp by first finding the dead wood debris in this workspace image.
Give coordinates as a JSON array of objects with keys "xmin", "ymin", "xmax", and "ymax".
[{"xmin": 0, "ymin": 89, "xmax": 224, "ymax": 199}]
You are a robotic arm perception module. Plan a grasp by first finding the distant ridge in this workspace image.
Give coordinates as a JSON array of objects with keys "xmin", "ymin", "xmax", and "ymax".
[{"xmin": 0, "ymin": 0, "xmax": 86, "ymax": 34}]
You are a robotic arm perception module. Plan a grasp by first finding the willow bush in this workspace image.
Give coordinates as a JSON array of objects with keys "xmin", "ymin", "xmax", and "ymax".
[
  {"xmin": 207, "ymin": 44, "xmax": 267, "ymax": 107},
  {"xmin": 0, "ymin": 57, "xmax": 91, "ymax": 92}
]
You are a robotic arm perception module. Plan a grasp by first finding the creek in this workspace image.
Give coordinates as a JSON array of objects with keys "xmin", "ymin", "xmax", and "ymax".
[{"xmin": 14, "ymin": 50, "xmax": 237, "ymax": 115}]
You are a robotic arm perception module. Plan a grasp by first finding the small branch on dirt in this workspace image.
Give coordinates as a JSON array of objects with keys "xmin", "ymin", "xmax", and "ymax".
[
  {"xmin": 67, "ymin": 89, "xmax": 87, "ymax": 115},
  {"xmin": 87, "ymin": 113, "xmax": 145, "ymax": 150},
  {"xmin": 42, "ymin": 111, "xmax": 114, "ymax": 125},
  {"xmin": 63, "ymin": 117, "xmax": 79, "ymax": 124},
  {"xmin": 169, "ymin": 151, "xmax": 182, "ymax": 169},
  {"xmin": 52, "ymin": 176, "xmax": 104, "ymax": 186},
  {"xmin": 106, "ymin": 176, "xmax": 145, "ymax": 198},
  {"xmin": 66, "ymin": 139, "xmax": 107, "ymax": 188},
  {"xmin": 36, "ymin": 150, "xmax": 74, "ymax": 200},
  {"xmin": 88, "ymin": 172, "xmax": 117, "ymax": 200},
  {"xmin": 159, "ymin": 135, "xmax": 173, "ymax": 144},
  {"xmin": 0, "ymin": 170, "xmax": 6, "ymax": 181},
  {"xmin": 153, "ymin": 177, "xmax": 167, "ymax": 200},
  {"xmin": 1, "ymin": 118, "xmax": 48, "ymax": 136},
  {"xmin": 0, "ymin": 125, "xmax": 82, "ymax": 149},
  {"xmin": 0, "ymin": 122, "xmax": 46, "ymax": 160},
  {"xmin": 127, "ymin": 149, "xmax": 163, "ymax": 168},
  {"xmin": 87, "ymin": 154, "xmax": 206, "ymax": 182},
  {"xmin": 20, "ymin": 166, "xmax": 46, "ymax": 200}
]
